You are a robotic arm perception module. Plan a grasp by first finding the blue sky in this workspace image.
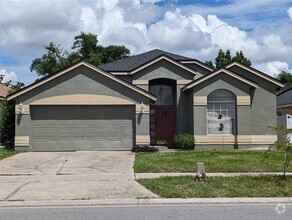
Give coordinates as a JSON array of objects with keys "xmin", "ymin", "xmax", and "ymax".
[{"xmin": 0, "ymin": 0, "xmax": 291, "ymax": 85}]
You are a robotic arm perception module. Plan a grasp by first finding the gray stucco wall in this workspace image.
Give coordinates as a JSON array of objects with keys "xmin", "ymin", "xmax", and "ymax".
[
  {"xmin": 192, "ymin": 72, "xmax": 276, "ymax": 136},
  {"xmin": 14, "ymin": 65, "xmax": 152, "ymax": 149},
  {"xmin": 184, "ymin": 63, "xmax": 212, "ymax": 79},
  {"xmin": 133, "ymin": 60, "xmax": 195, "ymax": 81},
  {"xmin": 228, "ymin": 66, "xmax": 278, "ymax": 134}
]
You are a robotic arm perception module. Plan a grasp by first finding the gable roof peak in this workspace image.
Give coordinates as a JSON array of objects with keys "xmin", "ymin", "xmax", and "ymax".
[{"xmin": 98, "ymin": 48, "xmax": 194, "ymax": 72}]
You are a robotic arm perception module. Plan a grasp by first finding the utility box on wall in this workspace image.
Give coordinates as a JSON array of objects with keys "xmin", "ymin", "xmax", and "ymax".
[{"xmin": 277, "ymin": 114, "xmax": 292, "ymax": 143}]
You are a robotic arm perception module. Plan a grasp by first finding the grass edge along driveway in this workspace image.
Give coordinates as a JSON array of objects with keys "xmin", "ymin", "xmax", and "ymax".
[
  {"xmin": 137, "ymin": 175, "xmax": 292, "ymax": 198},
  {"xmin": 0, "ymin": 148, "xmax": 20, "ymax": 160},
  {"xmin": 134, "ymin": 150, "xmax": 291, "ymax": 173}
]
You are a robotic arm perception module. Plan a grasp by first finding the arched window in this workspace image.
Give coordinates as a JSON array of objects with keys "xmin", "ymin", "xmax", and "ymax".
[{"xmin": 207, "ymin": 90, "xmax": 235, "ymax": 134}]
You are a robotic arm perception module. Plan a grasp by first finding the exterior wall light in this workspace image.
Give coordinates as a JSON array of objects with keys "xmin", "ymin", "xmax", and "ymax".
[
  {"xmin": 19, "ymin": 102, "xmax": 23, "ymax": 114},
  {"xmin": 140, "ymin": 101, "xmax": 144, "ymax": 113}
]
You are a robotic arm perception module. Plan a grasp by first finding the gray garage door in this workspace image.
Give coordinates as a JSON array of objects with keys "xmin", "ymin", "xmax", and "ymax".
[{"xmin": 30, "ymin": 106, "xmax": 134, "ymax": 151}]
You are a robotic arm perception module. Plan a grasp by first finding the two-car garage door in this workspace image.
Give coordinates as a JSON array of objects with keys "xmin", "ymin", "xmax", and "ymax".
[{"xmin": 30, "ymin": 106, "xmax": 134, "ymax": 151}]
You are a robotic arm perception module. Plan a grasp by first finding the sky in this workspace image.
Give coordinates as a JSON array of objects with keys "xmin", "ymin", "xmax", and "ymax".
[{"xmin": 0, "ymin": 0, "xmax": 292, "ymax": 86}]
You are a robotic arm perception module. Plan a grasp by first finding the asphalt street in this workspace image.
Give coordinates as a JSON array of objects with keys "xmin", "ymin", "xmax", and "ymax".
[{"xmin": 0, "ymin": 204, "xmax": 291, "ymax": 220}]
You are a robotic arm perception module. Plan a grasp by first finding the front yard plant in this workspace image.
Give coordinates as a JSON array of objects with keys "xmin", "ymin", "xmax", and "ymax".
[{"xmin": 174, "ymin": 133, "xmax": 195, "ymax": 150}]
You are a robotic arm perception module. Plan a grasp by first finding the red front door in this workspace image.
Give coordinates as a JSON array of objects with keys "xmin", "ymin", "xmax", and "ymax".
[{"xmin": 155, "ymin": 107, "xmax": 174, "ymax": 144}]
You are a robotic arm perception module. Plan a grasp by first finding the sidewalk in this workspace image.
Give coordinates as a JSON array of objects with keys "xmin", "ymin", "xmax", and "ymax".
[
  {"xmin": 135, "ymin": 172, "xmax": 292, "ymax": 179},
  {"xmin": 0, "ymin": 197, "xmax": 291, "ymax": 207}
]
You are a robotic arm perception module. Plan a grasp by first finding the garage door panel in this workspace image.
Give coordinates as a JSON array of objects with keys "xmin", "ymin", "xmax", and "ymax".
[
  {"xmin": 71, "ymin": 129, "xmax": 83, "ymax": 137},
  {"xmin": 31, "ymin": 106, "xmax": 134, "ymax": 151},
  {"xmin": 47, "ymin": 130, "xmax": 58, "ymax": 138},
  {"xmin": 59, "ymin": 129, "xmax": 70, "ymax": 137}
]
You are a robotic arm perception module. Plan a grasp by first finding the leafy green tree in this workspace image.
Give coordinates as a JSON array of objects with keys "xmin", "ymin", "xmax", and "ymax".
[
  {"xmin": 277, "ymin": 71, "xmax": 292, "ymax": 87},
  {"xmin": 30, "ymin": 32, "xmax": 131, "ymax": 77},
  {"xmin": 215, "ymin": 49, "xmax": 232, "ymax": 69},
  {"xmin": 205, "ymin": 61, "xmax": 214, "ymax": 68},
  {"xmin": 231, "ymin": 51, "xmax": 252, "ymax": 67},
  {"xmin": 268, "ymin": 124, "xmax": 292, "ymax": 180},
  {"xmin": 206, "ymin": 49, "xmax": 252, "ymax": 69},
  {"xmin": 0, "ymin": 81, "xmax": 25, "ymax": 150}
]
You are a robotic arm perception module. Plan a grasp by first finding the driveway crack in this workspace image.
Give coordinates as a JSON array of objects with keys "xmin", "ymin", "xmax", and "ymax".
[
  {"xmin": 4, "ymin": 182, "xmax": 32, "ymax": 200},
  {"xmin": 34, "ymin": 155, "xmax": 64, "ymax": 174},
  {"xmin": 56, "ymin": 160, "xmax": 67, "ymax": 175}
]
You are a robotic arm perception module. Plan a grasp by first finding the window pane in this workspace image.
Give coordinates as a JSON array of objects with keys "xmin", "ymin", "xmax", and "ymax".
[{"xmin": 207, "ymin": 90, "xmax": 235, "ymax": 135}]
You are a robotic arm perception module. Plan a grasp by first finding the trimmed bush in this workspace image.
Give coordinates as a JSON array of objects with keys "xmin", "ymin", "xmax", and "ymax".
[
  {"xmin": 174, "ymin": 133, "xmax": 195, "ymax": 150},
  {"xmin": 132, "ymin": 145, "xmax": 159, "ymax": 153}
]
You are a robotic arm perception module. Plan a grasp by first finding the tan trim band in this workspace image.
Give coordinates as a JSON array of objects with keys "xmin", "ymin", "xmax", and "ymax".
[
  {"xmin": 133, "ymin": 80, "xmax": 149, "ymax": 85},
  {"xmin": 8, "ymin": 61, "xmax": 156, "ymax": 101},
  {"xmin": 183, "ymin": 69, "xmax": 258, "ymax": 91},
  {"xmin": 277, "ymin": 104, "xmax": 292, "ymax": 108},
  {"xmin": 195, "ymin": 135, "xmax": 277, "ymax": 145},
  {"xmin": 194, "ymin": 96, "xmax": 207, "ymax": 106},
  {"xmin": 180, "ymin": 60, "xmax": 214, "ymax": 71},
  {"xmin": 30, "ymin": 95, "xmax": 136, "ymax": 106},
  {"xmin": 136, "ymin": 135, "xmax": 150, "ymax": 144},
  {"xmin": 110, "ymin": 72, "xmax": 129, "ymax": 75},
  {"xmin": 15, "ymin": 136, "xmax": 29, "ymax": 146},
  {"xmin": 226, "ymin": 62, "xmax": 284, "ymax": 88},
  {"xmin": 15, "ymin": 104, "xmax": 30, "ymax": 114},
  {"xmin": 130, "ymin": 56, "xmax": 197, "ymax": 75},
  {"xmin": 237, "ymin": 96, "xmax": 251, "ymax": 106},
  {"xmin": 177, "ymin": 80, "xmax": 192, "ymax": 85}
]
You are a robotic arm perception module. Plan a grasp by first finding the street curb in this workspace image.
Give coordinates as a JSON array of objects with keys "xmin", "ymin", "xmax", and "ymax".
[{"xmin": 0, "ymin": 197, "xmax": 291, "ymax": 207}]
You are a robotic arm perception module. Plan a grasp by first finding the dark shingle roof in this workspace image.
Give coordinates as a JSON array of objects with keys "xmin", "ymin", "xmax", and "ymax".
[{"xmin": 99, "ymin": 49, "xmax": 194, "ymax": 72}]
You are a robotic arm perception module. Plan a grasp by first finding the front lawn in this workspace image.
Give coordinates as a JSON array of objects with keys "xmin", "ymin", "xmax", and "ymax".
[
  {"xmin": 137, "ymin": 175, "xmax": 292, "ymax": 198},
  {"xmin": 134, "ymin": 150, "xmax": 291, "ymax": 173},
  {"xmin": 0, "ymin": 148, "xmax": 19, "ymax": 160}
]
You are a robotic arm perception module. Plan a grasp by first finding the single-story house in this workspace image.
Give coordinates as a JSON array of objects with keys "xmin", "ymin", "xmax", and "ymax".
[
  {"xmin": 277, "ymin": 85, "xmax": 292, "ymax": 116},
  {"xmin": 7, "ymin": 49, "xmax": 284, "ymax": 151}
]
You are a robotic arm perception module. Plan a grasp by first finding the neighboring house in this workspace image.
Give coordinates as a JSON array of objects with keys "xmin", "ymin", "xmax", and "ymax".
[
  {"xmin": 277, "ymin": 85, "xmax": 292, "ymax": 115},
  {"xmin": 7, "ymin": 49, "xmax": 284, "ymax": 151},
  {"xmin": 0, "ymin": 83, "xmax": 10, "ymax": 116}
]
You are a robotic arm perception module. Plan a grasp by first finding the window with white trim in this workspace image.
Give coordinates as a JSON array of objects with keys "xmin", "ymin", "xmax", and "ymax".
[{"xmin": 207, "ymin": 90, "xmax": 235, "ymax": 134}]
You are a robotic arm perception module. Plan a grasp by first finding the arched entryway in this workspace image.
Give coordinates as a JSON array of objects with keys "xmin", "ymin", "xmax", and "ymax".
[{"xmin": 149, "ymin": 78, "xmax": 176, "ymax": 145}]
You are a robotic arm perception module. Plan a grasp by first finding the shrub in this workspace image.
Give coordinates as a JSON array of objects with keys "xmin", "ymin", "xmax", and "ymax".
[
  {"xmin": 132, "ymin": 145, "xmax": 159, "ymax": 153},
  {"xmin": 174, "ymin": 133, "xmax": 195, "ymax": 150},
  {"xmin": 0, "ymin": 99, "xmax": 15, "ymax": 150}
]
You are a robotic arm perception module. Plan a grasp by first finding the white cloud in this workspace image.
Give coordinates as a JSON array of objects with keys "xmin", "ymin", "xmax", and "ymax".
[
  {"xmin": 0, "ymin": 69, "xmax": 18, "ymax": 83},
  {"xmin": 254, "ymin": 61, "xmax": 292, "ymax": 77},
  {"xmin": 288, "ymin": 7, "xmax": 292, "ymax": 19},
  {"xmin": 0, "ymin": 0, "xmax": 292, "ymax": 84}
]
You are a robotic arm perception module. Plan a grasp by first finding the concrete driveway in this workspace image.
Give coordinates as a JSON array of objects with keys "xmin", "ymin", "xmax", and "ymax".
[{"xmin": 0, "ymin": 152, "xmax": 158, "ymax": 201}]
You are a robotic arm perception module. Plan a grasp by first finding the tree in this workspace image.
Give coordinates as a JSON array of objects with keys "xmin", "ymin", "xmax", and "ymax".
[
  {"xmin": 268, "ymin": 124, "xmax": 292, "ymax": 180},
  {"xmin": 0, "ymin": 80, "xmax": 25, "ymax": 150},
  {"xmin": 206, "ymin": 49, "xmax": 252, "ymax": 69},
  {"xmin": 277, "ymin": 71, "xmax": 292, "ymax": 87},
  {"xmin": 231, "ymin": 51, "xmax": 252, "ymax": 67},
  {"xmin": 215, "ymin": 49, "xmax": 232, "ymax": 69},
  {"xmin": 30, "ymin": 32, "xmax": 131, "ymax": 77},
  {"xmin": 205, "ymin": 61, "xmax": 214, "ymax": 68}
]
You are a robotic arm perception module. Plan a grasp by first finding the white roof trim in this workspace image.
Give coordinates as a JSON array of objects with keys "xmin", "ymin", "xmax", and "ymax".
[
  {"xmin": 180, "ymin": 60, "xmax": 214, "ymax": 71},
  {"xmin": 130, "ymin": 56, "xmax": 197, "ymax": 75},
  {"xmin": 182, "ymin": 69, "xmax": 258, "ymax": 91},
  {"xmin": 8, "ymin": 62, "xmax": 156, "ymax": 101},
  {"xmin": 226, "ymin": 62, "xmax": 284, "ymax": 87}
]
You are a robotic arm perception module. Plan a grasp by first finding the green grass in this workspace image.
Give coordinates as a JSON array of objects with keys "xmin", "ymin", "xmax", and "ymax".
[
  {"xmin": 134, "ymin": 150, "xmax": 291, "ymax": 173},
  {"xmin": 0, "ymin": 148, "xmax": 20, "ymax": 160},
  {"xmin": 137, "ymin": 175, "xmax": 292, "ymax": 198}
]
